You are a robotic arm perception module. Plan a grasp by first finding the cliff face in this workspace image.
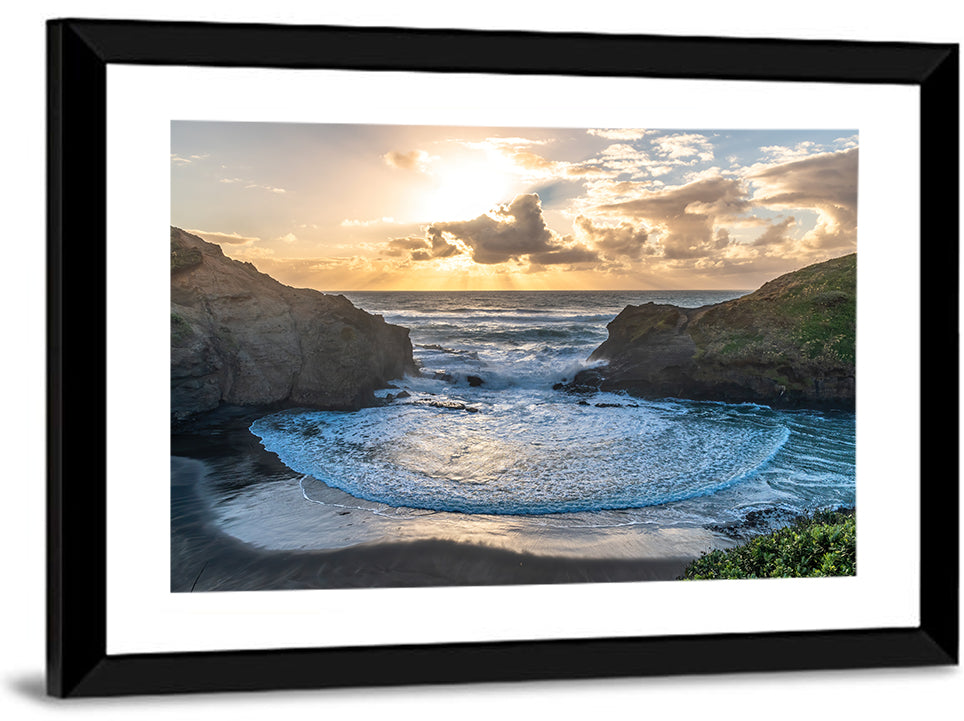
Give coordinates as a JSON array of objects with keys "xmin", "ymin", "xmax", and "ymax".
[
  {"xmin": 580, "ymin": 254, "xmax": 856, "ymax": 409},
  {"xmin": 170, "ymin": 227, "xmax": 418, "ymax": 421}
]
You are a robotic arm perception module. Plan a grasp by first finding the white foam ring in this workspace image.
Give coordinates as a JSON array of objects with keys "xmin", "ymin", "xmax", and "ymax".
[{"xmin": 252, "ymin": 395, "xmax": 795, "ymax": 515}]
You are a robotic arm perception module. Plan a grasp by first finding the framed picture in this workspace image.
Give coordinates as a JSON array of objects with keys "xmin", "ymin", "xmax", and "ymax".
[{"xmin": 47, "ymin": 18, "xmax": 958, "ymax": 697}]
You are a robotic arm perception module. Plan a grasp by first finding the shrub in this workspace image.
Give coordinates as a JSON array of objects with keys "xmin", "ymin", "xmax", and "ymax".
[{"xmin": 680, "ymin": 508, "xmax": 855, "ymax": 580}]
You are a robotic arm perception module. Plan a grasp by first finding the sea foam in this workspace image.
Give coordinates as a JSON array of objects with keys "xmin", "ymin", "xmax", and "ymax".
[
  {"xmin": 251, "ymin": 394, "xmax": 792, "ymax": 515},
  {"xmin": 246, "ymin": 289, "xmax": 855, "ymax": 520}
]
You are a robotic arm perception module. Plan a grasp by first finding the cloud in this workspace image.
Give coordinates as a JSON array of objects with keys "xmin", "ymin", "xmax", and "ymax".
[
  {"xmin": 591, "ymin": 144, "xmax": 674, "ymax": 178},
  {"xmin": 495, "ymin": 148, "xmax": 610, "ymax": 181},
  {"xmin": 460, "ymin": 137, "xmax": 549, "ymax": 151},
  {"xmin": 279, "ymin": 232, "xmax": 297, "ymax": 244},
  {"xmin": 405, "ymin": 193, "xmax": 597, "ymax": 269},
  {"xmin": 575, "ymin": 144, "xmax": 857, "ymax": 275},
  {"xmin": 577, "ymin": 179, "xmax": 665, "ymax": 209},
  {"xmin": 759, "ymin": 141, "xmax": 826, "ymax": 163},
  {"xmin": 528, "ymin": 243, "xmax": 599, "ymax": 266},
  {"xmin": 423, "ymin": 229, "xmax": 463, "ymax": 259},
  {"xmin": 185, "ymin": 229, "xmax": 261, "ymax": 246},
  {"xmin": 341, "ymin": 217, "xmax": 397, "ymax": 227},
  {"xmin": 444, "ymin": 132, "xmax": 709, "ymax": 186},
  {"xmin": 220, "ymin": 253, "xmax": 379, "ymax": 291},
  {"xmin": 171, "ymin": 153, "xmax": 208, "ymax": 166},
  {"xmin": 714, "ymin": 228, "xmax": 731, "ymax": 249},
  {"xmin": 575, "ymin": 215, "xmax": 652, "ymax": 260},
  {"xmin": 428, "ymin": 194, "xmax": 559, "ymax": 265},
  {"xmin": 383, "ymin": 150, "xmax": 433, "ymax": 171},
  {"xmin": 219, "ymin": 244, "xmax": 276, "ymax": 261},
  {"xmin": 748, "ymin": 147, "xmax": 858, "ymax": 250},
  {"xmin": 211, "ymin": 173, "xmax": 288, "ymax": 193},
  {"xmin": 587, "ymin": 128, "xmax": 655, "ymax": 141},
  {"xmin": 244, "ymin": 183, "xmax": 287, "ymax": 194},
  {"xmin": 651, "ymin": 133, "xmax": 715, "ymax": 163},
  {"xmin": 382, "ymin": 232, "xmax": 463, "ymax": 262},
  {"xmin": 509, "ymin": 150, "xmax": 561, "ymax": 173},
  {"xmin": 597, "ymin": 176, "xmax": 750, "ymax": 259},
  {"xmin": 751, "ymin": 217, "xmax": 796, "ymax": 247},
  {"xmin": 383, "ymin": 236, "xmax": 431, "ymax": 258}
]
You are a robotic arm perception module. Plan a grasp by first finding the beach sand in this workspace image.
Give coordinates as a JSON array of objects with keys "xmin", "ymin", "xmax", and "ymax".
[{"xmin": 171, "ymin": 405, "xmax": 736, "ymax": 592}]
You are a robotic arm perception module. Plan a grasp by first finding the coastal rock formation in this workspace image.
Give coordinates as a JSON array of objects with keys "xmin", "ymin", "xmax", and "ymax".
[
  {"xmin": 170, "ymin": 227, "xmax": 417, "ymax": 421},
  {"xmin": 573, "ymin": 254, "xmax": 856, "ymax": 409}
]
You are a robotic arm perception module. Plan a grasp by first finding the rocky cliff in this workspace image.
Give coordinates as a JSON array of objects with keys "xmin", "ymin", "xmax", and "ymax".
[
  {"xmin": 170, "ymin": 227, "xmax": 417, "ymax": 421},
  {"xmin": 570, "ymin": 254, "xmax": 856, "ymax": 409}
]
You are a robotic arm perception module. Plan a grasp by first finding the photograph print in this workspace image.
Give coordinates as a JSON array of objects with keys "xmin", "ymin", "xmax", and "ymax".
[{"xmin": 170, "ymin": 122, "xmax": 857, "ymax": 593}]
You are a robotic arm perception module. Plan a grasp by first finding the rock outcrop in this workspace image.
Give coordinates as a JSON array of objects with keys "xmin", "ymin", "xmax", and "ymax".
[
  {"xmin": 170, "ymin": 227, "xmax": 417, "ymax": 421},
  {"xmin": 570, "ymin": 254, "xmax": 856, "ymax": 409}
]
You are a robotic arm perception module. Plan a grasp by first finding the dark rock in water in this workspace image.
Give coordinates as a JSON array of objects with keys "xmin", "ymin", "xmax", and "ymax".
[
  {"xmin": 429, "ymin": 371, "xmax": 455, "ymax": 383},
  {"xmin": 414, "ymin": 399, "xmax": 465, "ymax": 410},
  {"xmin": 707, "ymin": 507, "xmax": 800, "ymax": 540},
  {"xmin": 170, "ymin": 227, "xmax": 418, "ymax": 421},
  {"xmin": 418, "ymin": 343, "xmax": 479, "ymax": 360},
  {"xmin": 558, "ymin": 367, "xmax": 605, "ymax": 394},
  {"xmin": 466, "ymin": 375, "xmax": 484, "ymax": 387},
  {"xmin": 582, "ymin": 254, "xmax": 856, "ymax": 410},
  {"xmin": 708, "ymin": 506, "xmax": 855, "ymax": 542},
  {"xmin": 413, "ymin": 399, "xmax": 479, "ymax": 413},
  {"xmin": 594, "ymin": 402, "xmax": 622, "ymax": 408},
  {"xmin": 576, "ymin": 400, "xmax": 590, "ymax": 406},
  {"xmin": 395, "ymin": 390, "xmax": 411, "ymax": 399}
]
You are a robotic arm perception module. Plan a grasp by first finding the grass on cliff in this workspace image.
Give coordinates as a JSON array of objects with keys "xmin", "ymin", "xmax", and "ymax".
[
  {"xmin": 694, "ymin": 254, "xmax": 856, "ymax": 369},
  {"xmin": 679, "ymin": 508, "xmax": 856, "ymax": 580},
  {"xmin": 171, "ymin": 228, "xmax": 204, "ymax": 272}
]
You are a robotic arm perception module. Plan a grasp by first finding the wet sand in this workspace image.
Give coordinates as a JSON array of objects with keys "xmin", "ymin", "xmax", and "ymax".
[{"xmin": 172, "ymin": 405, "xmax": 735, "ymax": 592}]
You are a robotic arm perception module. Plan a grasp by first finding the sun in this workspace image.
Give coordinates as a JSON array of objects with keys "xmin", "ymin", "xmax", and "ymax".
[{"xmin": 415, "ymin": 160, "xmax": 519, "ymax": 222}]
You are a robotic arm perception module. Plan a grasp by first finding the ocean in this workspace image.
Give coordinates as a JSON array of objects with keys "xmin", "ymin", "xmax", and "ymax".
[{"xmin": 245, "ymin": 291, "xmax": 856, "ymax": 535}]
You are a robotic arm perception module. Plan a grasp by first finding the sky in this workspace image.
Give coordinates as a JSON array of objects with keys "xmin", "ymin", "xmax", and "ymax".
[{"xmin": 171, "ymin": 122, "xmax": 858, "ymax": 291}]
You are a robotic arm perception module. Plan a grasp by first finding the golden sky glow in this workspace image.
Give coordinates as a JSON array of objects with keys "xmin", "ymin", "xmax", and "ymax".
[{"xmin": 171, "ymin": 123, "xmax": 858, "ymax": 291}]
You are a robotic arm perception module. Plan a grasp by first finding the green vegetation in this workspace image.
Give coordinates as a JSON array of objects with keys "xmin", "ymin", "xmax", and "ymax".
[
  {"xmin": 171, "ymin": 228, "xmax": 204, "ymax": 272},
  {"xmin": 680, "ymin": 508, "xmax": 855, "ymax": 580},
  {"xmin": 170, "ymin": 311, "xmax": 192, "ymax": 343},
  {"xmin": 692, "ymin": 254, "xmax": 856, "ymax": 369}
]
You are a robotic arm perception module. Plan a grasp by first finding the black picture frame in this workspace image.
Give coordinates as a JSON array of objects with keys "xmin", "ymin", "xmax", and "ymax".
[{"xmin": 47, "ymin": 18, "xmax": 959, "ymax": 698}]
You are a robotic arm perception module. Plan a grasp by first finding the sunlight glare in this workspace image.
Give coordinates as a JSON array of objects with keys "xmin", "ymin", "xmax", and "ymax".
[{"xmin": 416, "ymin": 161, "xmax": 517, "ymax": 222}]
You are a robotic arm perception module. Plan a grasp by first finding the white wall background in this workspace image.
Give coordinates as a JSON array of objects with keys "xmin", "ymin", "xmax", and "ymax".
[{"xmin": 2, "ymin": 1, "xmax": 961, "ymax": 718}]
